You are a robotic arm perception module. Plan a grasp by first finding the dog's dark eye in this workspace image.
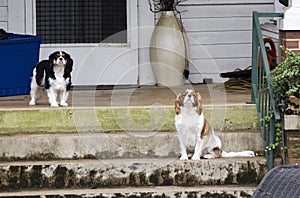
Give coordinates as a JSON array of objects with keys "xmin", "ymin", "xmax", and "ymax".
[{"xmin": 182, "ymin": 94, "xmax": 188, "ymax": 97}]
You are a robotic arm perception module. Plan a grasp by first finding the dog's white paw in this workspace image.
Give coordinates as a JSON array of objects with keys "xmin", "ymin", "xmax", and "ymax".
[
  {"xmin": 60, "ymin": 101, "xmax": 68, "ymax": 107},
  {"xmin": 51, "ymin": 102, "xmax": 59, "ymax": 108},
  {"xmin": 191, "ymin": 155, "xmax": 200, "ymax": 161},
  {"xmin": 29, "ymin": 100, "xmax": 36, "ymax": 106},
  {"xmin": 203, "ymin": 154, "xmax": 215, "ymax": 159},
  {"xmin": 179, "ymin": 154, "xmax": 188, "ymax": 160}
]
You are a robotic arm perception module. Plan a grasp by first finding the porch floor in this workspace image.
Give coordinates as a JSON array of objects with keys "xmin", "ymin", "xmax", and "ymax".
[{"xmin": 0, "ymin": 84, "xmax": 251, "ymax": 109}]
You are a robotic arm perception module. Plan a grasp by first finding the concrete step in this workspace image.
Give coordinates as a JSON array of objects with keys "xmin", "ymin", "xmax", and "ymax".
[
  {"xmin": 0, "ymin": 131, "xmax": 263, "ymax": 160},
  {"xmin": 0, "ymin": 185, "xmax": 256, "ymax": 197},
  {"xmin": 0, "ymin": 158, "xmax": 267, "ymax": 190},
  {"xmin": 0, "ymin": 104, "xmax": 258, "ymax": 134}
]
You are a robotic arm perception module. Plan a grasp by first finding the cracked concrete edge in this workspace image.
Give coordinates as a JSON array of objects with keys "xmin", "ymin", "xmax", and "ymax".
[
  {"xmin": 0, "ymin": 157, "xmax": 267, "ymax": 189},
  {"xmin": 0, "ymin": 186, "xmax": 256, "ymax": 198}
]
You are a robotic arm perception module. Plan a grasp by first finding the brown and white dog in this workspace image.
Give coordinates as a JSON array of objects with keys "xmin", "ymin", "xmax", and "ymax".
[{"xmin": 175, "ymin": 89, "xmax": 254, "ymax": 160}]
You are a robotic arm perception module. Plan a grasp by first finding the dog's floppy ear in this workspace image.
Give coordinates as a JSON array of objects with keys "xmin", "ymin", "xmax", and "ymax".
[
  {"xmin": 63, "ymin": 52, "xmax": 73, "ymax": 79},
  {"xmin": 65, "ymin": 53, "xmax": 73, "ymax": 72},
  {"xmin": 46, "ymin": 52, "xmax": 56, "ymax": 79},
  {"xmin": 48, "ymin": 52, "xmax": 56, "ymax": 68},
  {"xmin": 175, "ymin": 93, "xmax": 183, "ymax": 115},
  {"xmin": 195, "ymin": 92, "xmax": 202, "ymax": 115}
]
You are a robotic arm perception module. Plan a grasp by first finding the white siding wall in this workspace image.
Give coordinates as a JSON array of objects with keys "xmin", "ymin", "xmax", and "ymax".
[
  {"xmin": 138, "ymin": 1, "xmax": 156, "ymax": 85},
  {"xmin": 1, "ymin": 0, "xmax": 139, "ymax": 86},
  {"xmin": 1, "ymin": 0, "xmax": 277, "ymax": 85},
  {"xmin": 177, "ymin": 0, "xmax": 275, "ymax": 83},
  {"xmin": 0, "ymin": 0, "xmax": 8, "ymax": 30}
]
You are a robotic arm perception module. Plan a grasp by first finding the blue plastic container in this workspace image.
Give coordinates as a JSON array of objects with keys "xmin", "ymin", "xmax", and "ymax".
[{"xmin": 0, "ymin": 33, "xmax": 42, "ymax": 96}]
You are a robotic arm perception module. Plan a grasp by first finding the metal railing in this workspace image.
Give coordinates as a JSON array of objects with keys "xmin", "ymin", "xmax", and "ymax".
[{"xmin": 251, "ymin": 11, "xmax": 283, "ymax": 170}]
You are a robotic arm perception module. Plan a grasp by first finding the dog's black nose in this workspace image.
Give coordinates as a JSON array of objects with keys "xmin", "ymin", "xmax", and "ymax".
[
  {"xmin": 59, "ymin": 57, "xmax": 63, "ymax": 61},
  {"xmin": 187, "ymin": 94, "xmax": 192, "ymax": 98}
]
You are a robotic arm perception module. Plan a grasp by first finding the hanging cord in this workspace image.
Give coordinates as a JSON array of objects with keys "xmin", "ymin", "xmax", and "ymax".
[
  {"xmin": 176, "ymin": 14, "xmax": 189, "ymax": 79},
  {"xmin": 174, "ymin": 2, "xmax": 189, "ymax": 79},
  {"xmin": 223, "ymin": 66, "xmax": 252, "ymax": 92},
  {"xmin": 148, "ymin": 0, "xmax": 162, "ymax": 13},
  {"xmin": 148, "ymin": 0, "xmax": 187, "ymax": 13}
]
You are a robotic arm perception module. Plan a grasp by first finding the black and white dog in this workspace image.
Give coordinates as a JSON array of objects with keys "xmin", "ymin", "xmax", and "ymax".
[{"xmin": 29, "ymin": 51, "xmax": 73, "ymax": 107}]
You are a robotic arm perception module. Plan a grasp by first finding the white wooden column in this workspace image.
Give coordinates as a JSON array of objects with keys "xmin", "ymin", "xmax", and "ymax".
[
  {"xmin": 279, "ymin": 0, "xmax": 300, "ymax": 30},
  {"xmin": 137, "ymin": 1, "xmax": 156, "ymax": 85},
  {"xmin": 278, "ymin": 0, "xmax": 300, "ymax": 60},
  {"xmin": 8, "ymin": 0, "xmax": 33, "ymax": 34}
]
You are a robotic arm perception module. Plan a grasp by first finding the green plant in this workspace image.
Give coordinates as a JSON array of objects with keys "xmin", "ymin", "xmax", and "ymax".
[
  {"xmin": 270, "ymin": 48, "xmax": 300, "ymax": 104},
  {"xmin": 148, "ymin": 0, "xmax": 186, "ymax": 12},
  {"xmin": 261, "ymin": 114, "xmax": 284, "ymax": 153},
  {"xmin": 269, "ymin": 48, "xmax": 300, "ymax": 160}
]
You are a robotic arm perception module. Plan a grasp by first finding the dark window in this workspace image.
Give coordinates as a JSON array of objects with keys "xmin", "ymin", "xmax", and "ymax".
[{"xmin": 36, "ymin": 0, "xmax": 127, "ymax": 44}]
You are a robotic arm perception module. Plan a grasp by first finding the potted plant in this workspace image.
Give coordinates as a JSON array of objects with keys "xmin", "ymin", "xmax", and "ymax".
[
  {"xmin": 148, "ymin": 0, "xmax": 184, "ymax": 13},
  {"xmin": 148, "ymin": 0, "xmax": 190, "ymax": 87}
]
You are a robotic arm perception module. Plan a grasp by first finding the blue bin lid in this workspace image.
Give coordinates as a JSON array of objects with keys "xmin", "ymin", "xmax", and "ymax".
[{"xmin": 0, "ymin": 33, "xmax": 42, "ymax": 45}]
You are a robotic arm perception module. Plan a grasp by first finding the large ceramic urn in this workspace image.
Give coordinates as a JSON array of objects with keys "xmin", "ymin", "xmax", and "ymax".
[{"xmin": 150, "ymin": 11, "xmax": 189, "ymax": 86}]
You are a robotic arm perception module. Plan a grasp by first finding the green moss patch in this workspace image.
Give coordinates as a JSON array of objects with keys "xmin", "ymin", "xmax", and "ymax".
[{"xmin": 0, "ymin": 105, "xmax": 258, "ymax": 134}]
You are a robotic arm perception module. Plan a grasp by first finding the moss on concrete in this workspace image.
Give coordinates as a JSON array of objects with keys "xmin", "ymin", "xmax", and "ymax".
[
  {"xmin": 0, "ymin": 105, "xmax": 258, "ymax": 134},
  {"xmin": 0, "ymin": 153, "xmax": 60, "ymax": 162},
  {"xmin": 0, "ymin": 158, "xmax": 266, "ymax": 190}
]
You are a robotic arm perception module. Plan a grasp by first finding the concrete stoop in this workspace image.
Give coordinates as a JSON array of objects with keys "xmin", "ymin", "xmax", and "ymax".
[
  {"xmin": 0, "ymin": 104, "xmax": 265, "ymax": 197},
  {"xmin": 0, "ymin": 158, "xmax": 266, "ymax": 197},
  {"xmin": 0, "ymin": 132, "xmax": 263, "ymax": 160}
]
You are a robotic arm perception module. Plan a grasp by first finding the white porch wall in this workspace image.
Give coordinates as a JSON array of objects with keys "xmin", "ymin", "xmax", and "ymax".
[
  {"xmin": 40, "ymin": 0, "xmax": 139, "ymax": 86},
  {"xmin": 177, "ymin": 0, "xmax": 275, "ymax": 83},
  {"xmin": 1, "ymin": 0, "xmax": 277, "ymax": 85},
  {"xmin": 137, "ymin": 1, "xmax": 156, "ymax": 85},
  {"xmin": 138, "ymin": 0, "xmax": 276, "ymax": 84},
  {"xmin": 4, "ymin": 0, "xmax": 139, "ymax": 86}
]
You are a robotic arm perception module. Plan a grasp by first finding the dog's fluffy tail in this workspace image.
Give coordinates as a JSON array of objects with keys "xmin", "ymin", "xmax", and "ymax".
[{"xmin": 222, "ymin": 150, "xmax": 255, "ymax": 158}]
